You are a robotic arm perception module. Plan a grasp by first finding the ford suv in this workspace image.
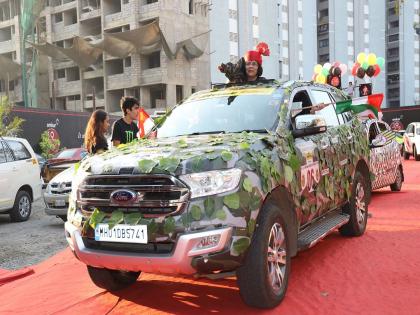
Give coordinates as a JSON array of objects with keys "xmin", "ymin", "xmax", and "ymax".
[{"xmin": 65, "ymin": 81, "xmax": 371, "ymax": 308}]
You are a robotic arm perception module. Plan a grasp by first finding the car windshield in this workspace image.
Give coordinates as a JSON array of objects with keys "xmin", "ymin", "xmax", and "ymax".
[
  {"xmin": 157, "ymin": 87, "xmax": 284, "ymax": 138},
  {"xmin": 55, "ymin": 149, "xmax": 78, "ymax": 159}
]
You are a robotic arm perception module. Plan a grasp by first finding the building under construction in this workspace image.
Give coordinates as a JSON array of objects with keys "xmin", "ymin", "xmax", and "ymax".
[{"xmin": 0, "ymin": 0, "xmax": 210, "ymax": 113}]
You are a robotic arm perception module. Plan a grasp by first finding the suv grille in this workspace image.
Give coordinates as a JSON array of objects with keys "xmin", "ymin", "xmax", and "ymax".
[
  {"xmin": 78, "ymin": 175, "xmax": 190, "ymax": 217},
  {"xmin": 50, "ymin": 182, "xmax": 72, "ymax": 195}
]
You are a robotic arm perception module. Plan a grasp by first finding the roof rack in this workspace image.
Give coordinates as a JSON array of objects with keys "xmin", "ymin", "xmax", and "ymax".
[{"xmin": 211, "ymin": 79, "xmax": 279, "ymax": 89}]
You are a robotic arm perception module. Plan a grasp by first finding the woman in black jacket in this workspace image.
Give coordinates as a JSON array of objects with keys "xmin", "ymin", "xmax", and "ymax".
[{"xmin": 84, "ymin": 109, "xmax": 110, "ymax": 154}]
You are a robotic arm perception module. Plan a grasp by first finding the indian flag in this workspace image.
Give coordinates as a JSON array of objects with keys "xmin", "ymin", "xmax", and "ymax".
[
  {"xmin": 138, "ymin": 108, "xmax": 155, "ymax": 138},
  {"xmin": 335, "ymin": 94, "xmax": 384, "ymax": 119}
]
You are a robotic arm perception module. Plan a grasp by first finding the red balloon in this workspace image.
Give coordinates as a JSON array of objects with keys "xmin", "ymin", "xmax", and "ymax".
[
  {"xmin": 333, "ymin": 61, "xmax": 340, "ymax": 68},
  {"xmin": 373, "ymin": 64, "xmax": 381, "ymax": 77},
  {"xmin": 352, "ymin": 62, "xmax": 360, "ymax": 76},
  {"xmin": 356, "ymin": 67, "xmax": 366, "ymax": 79},
  {"xmin": 312, "ymin": 74, "xmax": 317, "ymax": 81}
]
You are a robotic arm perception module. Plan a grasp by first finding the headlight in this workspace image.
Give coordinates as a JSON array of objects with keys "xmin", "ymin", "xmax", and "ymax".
[{"xmin": 180, "ymin": 168, "xmax": 242, "ymax": 198}]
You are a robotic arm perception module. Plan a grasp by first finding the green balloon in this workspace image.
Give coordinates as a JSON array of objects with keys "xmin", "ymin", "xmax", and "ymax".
[
  {"xmin": 377, "ymin": 57, "xmax": 385, "ymax": 69},
  {"xmin": 362, "ymin": 62, "xmax": 369, "ymax": 70},
  {"xmin": 322, "ymin": 68, "xmax": 329, "ymax": 76}
]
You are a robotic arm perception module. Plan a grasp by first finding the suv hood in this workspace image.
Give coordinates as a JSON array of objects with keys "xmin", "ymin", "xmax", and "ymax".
[{"xmin": 82, "ymin": 133, "xmax": 270, "ymax": 176}]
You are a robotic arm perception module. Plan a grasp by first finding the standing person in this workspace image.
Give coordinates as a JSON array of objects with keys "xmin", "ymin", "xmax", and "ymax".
[
  {"xmin": 111, "ymin": 97, "xmax": 140, "ymax": 147},
  {"xmin": 346, "ymin": 81, "xmax": 355, "ymax": 97},
  {"xmin": 84, "ymin": 109, "xmax": 110, "ymax": 154},
  {"xmin": 243, "ymin": 42, "xmax": 270, "ymax": 82}
]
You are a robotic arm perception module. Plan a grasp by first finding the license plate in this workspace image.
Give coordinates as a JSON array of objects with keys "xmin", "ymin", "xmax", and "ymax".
[
  {"xmin": 94, "ymin": 224, "xmax": 148, "ymax": 244},
  {"xmin": 55, "ymin": 199, "xmax": 66, "ymax": 207}
]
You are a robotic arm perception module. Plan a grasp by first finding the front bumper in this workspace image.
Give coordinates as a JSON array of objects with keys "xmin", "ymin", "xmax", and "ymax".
[
  {"xmin": 65, "ymin": 221, "xmax": 233, "ymax": 275},
  {"xmin": 44, "ymin": 192, "xmax": 69, "ymax": 216}
]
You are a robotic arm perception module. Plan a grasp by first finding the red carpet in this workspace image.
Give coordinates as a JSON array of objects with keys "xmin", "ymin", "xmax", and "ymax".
[{"xmin": 0, "ymin": 160, "xmax": 419, "ymax": 315}]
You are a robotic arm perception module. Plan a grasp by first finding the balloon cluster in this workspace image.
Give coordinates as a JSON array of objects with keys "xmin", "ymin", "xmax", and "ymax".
[
  {"xmin": 351, "ymin": 53, "xmax": 384, "ymax": 79},
  {"xmin": 312, "ymin": 62, "xmax": 347, "ymax": 86}
]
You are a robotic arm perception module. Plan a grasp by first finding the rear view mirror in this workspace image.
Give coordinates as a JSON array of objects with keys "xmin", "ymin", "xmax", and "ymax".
[{"xmin": 292, "ymin": 115, "xmax": 327, "ymax": 138}]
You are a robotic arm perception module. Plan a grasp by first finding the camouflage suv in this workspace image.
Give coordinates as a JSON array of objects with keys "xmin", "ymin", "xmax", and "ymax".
[{"xmin": 65, "ymin": 80, "xmax": 370, "ymax": 309}]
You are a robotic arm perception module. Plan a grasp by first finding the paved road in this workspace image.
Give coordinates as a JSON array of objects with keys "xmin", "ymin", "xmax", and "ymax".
[{"xmin": 0, "ymin": 196, "xmax": 68, "ymax": 270}]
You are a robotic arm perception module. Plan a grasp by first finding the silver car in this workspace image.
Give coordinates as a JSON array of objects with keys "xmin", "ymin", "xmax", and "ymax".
[{"xmin": 44, "ymin": 166, "xmax": 75, "ymax": 221}]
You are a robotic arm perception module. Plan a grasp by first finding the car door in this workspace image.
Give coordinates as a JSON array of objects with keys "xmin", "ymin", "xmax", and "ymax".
[
  {"xmin": 5, "ymin": 140, "xmax": 38, "ymax": 201},
  {"xmin": 404, "ymin": 124, "xmax": 414, "ymax": 154},
  {"xmin": 307, "ymin": 88, "xmax": 351, "ymax": 211},
  {"xmin": 289, "ymin": 87, "xmax": 330, "ymax": 226},
  {"xmin": 0, "ymin": 141, "xmax": 17, "ymax": 210}
]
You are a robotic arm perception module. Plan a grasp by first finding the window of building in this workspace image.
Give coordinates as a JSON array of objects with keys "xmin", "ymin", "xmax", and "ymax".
[
  {"xmin": 124, "ymin": 56, "xmax": 131, "ymax": 67},
  {"xmin": 189, "ymin": 0, "xmax": 194, "ymax": 14},
  {"xmin": 388, "ymin": 34, "xmax": 399, "ymax": 42},
  {"xmin": 191, "ymin": 87, "xmax": 196, "ymax": 94},
  {"xmin": 66, "ymin": 67, "xmax": 80, "ymax": 81},
  {"xmin": 55, "ymin": 69, "xmax": 66, "ymax": 79},
  {"xmin": 387, "ymin": 47, "xmax": 399, "ymax": 58},
  {"xmin": 146, "ymin": 51, "xmax": 161, "ymax": 69},
  {"xmin": 319, "ymin": 9, "xmax": 328, "ymax": 19},
  {"xmin": 176, "ymin": 85, "xmax": 183, "ymax": 103},
  {"xmin": 318, "ymin": 39, "xmax": 329, "ymax": 48},
  {"xmin": 54, "ymin": 12, "xmax": 63, "ymax": 23},
  {"xmin": 63, "ymin": 8, "xmax": 77, "ymax": 26},
  {"xmin": 55, "ymin": 40, "xmax": 64, "ymax": 47},
  {"xmin": 278, "ymin": 60, "xmax": 282, "ymax": 78},
  {"xmin": 122, "ymin": 0, "xmax": 129, "ymax": 4},
  {"xmin": 387, "ymin": 74, "xmax": 400, "ymax": 84},
  {"xmin": 145, "ymin": 0, "xmax": 158, "ymax": 4},
  {"xmin": 318, "ymin": 23, "xmax": 328, "ymax": 33}
]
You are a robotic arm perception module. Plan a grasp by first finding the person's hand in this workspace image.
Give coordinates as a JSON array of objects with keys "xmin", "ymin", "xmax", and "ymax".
[{"xmin": 310, "ymin": 103, "xmax": 326, "ymax": 114}]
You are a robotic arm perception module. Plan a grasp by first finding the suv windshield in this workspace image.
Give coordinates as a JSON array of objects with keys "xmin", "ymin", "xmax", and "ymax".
[{"xmin": 157, "ymin": 87, "xmax": 284, "ymax": 138}]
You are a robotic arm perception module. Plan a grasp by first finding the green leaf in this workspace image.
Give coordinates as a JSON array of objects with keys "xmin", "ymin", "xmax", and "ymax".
[
  {"xmin": 284, "ymin": 165, "xmax": 293, "ymax": 183},
  {"xmin": 260, "ymin": 157, "xmax": 271, "ymax": 177},
  {"xmin": 249, "ymin": 191, "xmax": 261, "ymax": 211},
  {"xmin": 191, "ymin": 156, "xmax": 204, "ymax": 172},
  {"xmin": 247, "ymin": 219, "xmax": 256, "ymax": 235},
  {"xmin": 89, "ymin": 208, "xmax": 106, "ymax": 229},
  {"xmin": 289, "ymin": 154, "xmax": 300, "ymax": 172},
  {"xmin": 107, "ymin": 210, "xmax": 124, "ymax": 230},
  {"xmin": 124, "ymin": 212, "xmax": 142, "ymax": 225},
  {"xmin": 242, "ymin": 177, "xmax": 253, "ymax": 192},
  {"xmin": 178, "ymin": 139, "xmax": 188, "ymax": 148},
  {"xmin": 232, "ymin": 237, "xmax": 250, "ymax": 255},
  {"xmin": 138, "ymin": 159, "xmax": 157, "ymax": 173},
  {"xmin": 204, "ymin": 148, "xmax": 215, "ymax": 153},
  {"xmin": 181, "ymin": 212, "xmax": 193, "ymax": 226},
  {"xmin": 223, "ymin": 193, "xmax": 240, "ymax": 209},
  {"xmin": 191, "ymin": 205, "xmax": 203, "ymax": 221},
  {"xmin": 239, "ymin": 142, "xmax": 250, "ymax": 150},
  {"xmin": 74, "ymin": 162, "xmax": 80, "ymax": 174},
  {"xmin": 158, "ymin": 157, "xmax": 181, "ymax": 173},
  {"xmin": 163, "ymin": 217, "xmax": 176, "ymax": 234},
  {"xmin": 215, "ymin": 209, "xmax": 227, "ymax": 221},
  {"xmin": 204, "ymin": 198, "xmax": 215, "ymax": 218},
  {"xmin": 221, "ymin": 150, "xmax": 233, "ymax": 162}
]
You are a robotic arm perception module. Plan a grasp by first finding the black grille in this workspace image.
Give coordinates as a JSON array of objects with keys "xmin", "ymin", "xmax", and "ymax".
[
  {"xmin": 82, "ymin": 237, "xmax": 175, "ymax": 254},
  {"xmin": 78, "ymin": 175, "xmax": 190, "ymax": 216}
]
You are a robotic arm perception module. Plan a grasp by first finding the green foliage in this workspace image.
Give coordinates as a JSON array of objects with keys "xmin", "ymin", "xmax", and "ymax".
[
  {"xmin": 89, "ymin": 208, "xmax": 106, "ymax": 229},
  {"xmin": 191, "ymin": 205, "xmax": 203, "ymax": 221},
  {"xmin": 138, "ymin": 159, "xmax": 157, "ymax": 173},
  {"xmin": 39, "ymin": 130, "xmax": 60, "ymax": 159},
  {"xmin": 224, "ymin": 193, "xmax": 240, "ymax": 209},
  {"xmin": 0, "ymin": 97, "xmax": 25, "ymax": 137}
]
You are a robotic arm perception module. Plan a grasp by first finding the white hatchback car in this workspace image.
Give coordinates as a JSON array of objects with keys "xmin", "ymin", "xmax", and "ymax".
[
  {"xmin": 0, "ymin": 137, "xmax": 43, "ymax": 221},
  {"xmin": 403, "ymin": 122, "xmax": 420, "ymax": 161}
]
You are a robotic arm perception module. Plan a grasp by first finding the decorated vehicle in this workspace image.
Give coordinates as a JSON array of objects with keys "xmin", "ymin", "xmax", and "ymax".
[
  {"xmin": 43, "ymin": 148, "xmax": 87, "ymax": 183},
  {"xmin": 403, "ymin": 122, "xmax": 420, "ymax": 161},
  {"xmin": 364, "ymin": 119, "xmax": 404, "ymax": 192},
  {"xmin": 65, "ymin": 80, "xmax": 371, "ymax": 309}
]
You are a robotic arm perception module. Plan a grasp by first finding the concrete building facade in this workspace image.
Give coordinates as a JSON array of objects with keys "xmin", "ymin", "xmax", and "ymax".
[{"xmin": 0, "ymin": 0, "xmax": 210, "ymax": 113}]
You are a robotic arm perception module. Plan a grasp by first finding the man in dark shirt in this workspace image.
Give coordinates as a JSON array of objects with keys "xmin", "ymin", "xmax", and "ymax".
[{"xmin": 111, "ymin": 97, "xmax": 140, "ymax": 147}]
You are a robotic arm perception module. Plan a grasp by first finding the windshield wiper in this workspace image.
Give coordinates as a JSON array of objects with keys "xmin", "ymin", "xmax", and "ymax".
[
  {"xmin": 242, "ymin": 129, "xmax": 268, "ymax": 133},
  {"xmin": 190, "ymin": 131, "xmax": 226, "ymax": 135}
]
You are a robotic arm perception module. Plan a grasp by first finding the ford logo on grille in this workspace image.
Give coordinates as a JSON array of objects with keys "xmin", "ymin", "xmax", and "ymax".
[{"xmin": 110, "ymin": 189, "xmax": 138, "ymax": 205}]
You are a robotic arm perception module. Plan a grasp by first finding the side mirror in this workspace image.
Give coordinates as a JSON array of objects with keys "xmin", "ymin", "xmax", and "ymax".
[
  {"xmin": 292, "ymin": 115, "xmax": 327, "ymax": 138},
  {"xmin": 370, "ymin": 134, "xmax": 387, "ymax": 148}
]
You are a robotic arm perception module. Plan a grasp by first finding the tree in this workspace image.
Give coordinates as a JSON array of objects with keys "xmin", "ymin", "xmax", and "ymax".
[
  {"xmin": 39, "ymin": 131, "xmax": 60, "ymax": 159},
  {"xmin": 0, "ymin": 96, "xmax": 25, "ymax": 137}
]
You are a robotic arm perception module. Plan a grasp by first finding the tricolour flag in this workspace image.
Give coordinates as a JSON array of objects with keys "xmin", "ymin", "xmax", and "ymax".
[
  {"xmin": 335, "ymin": 94, "xmax": 384, "ymax": 119},
  {"xmin": 138, "ymin": 108, "xmax": 155, "ymax": 138}
]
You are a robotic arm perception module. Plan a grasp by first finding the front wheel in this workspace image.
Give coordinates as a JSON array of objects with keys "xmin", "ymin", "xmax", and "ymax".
[
  {"xmin": 403, "ymin": 149, "xmax": 410, "ymax": 160},
  {"xmin": 9, "ymin": 191, "xmax": 32, "ymax": 222},
  {"xmin": 339, "ymin": 171, "xmax": 369, "ymax": 236},
  {"xmin": 236, "ymin": 204, "xmax": 291, "ymax": 309},
  {"xmin": 390, "ymin": 166, "xmax": 403, "ymax": 191},
  {"xmin": 87, "ymin": 266, "xmax": 140, "ymax": 291}
]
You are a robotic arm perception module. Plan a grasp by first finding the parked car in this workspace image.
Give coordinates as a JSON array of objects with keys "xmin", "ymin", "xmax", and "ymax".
[
  {"xmin": 403, "ymin": 122, "xmax": 420, "ymax": 161},
  {"xmin": 65, "ymin": 80, "xmax": 371, "ymax": 308},
  {"xmin": 43, "ymin": 148, "xmax": 87, "ymax": 183},
  {"xmin": 44, "ymin": 166, "xmax": 75, "ymax": 222},
  {"xmin": 0, "ymin": 137, "xmax": 42, "ymax": 221},
  {"xmin": 363, "ymin": 119, "xmax": 404, "ymax": 192}
]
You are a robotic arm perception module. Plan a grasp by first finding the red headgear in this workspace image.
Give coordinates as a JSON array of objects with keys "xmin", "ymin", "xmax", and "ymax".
[{"xmin": 244, "ymin": 42, "xmax": 270, "ymax": 66}]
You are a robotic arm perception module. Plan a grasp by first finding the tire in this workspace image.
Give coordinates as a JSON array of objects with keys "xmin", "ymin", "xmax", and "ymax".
[
  {"xmin": 87, "ymin": 266, "xmax": 140, "ymax": 291},
  {"xmin": 339, "ymin": 171, "xmax": 368, "ymax": 237},
  {"xmin": 9, "ymin": 190, "xmax": 32, "ymax": 222},
  {"xmin": 58, "ymin": 215, "xmax": 67, "ymax": 222},
  {"xmin": 236, "ymin": 204, "xmax": 291, "ymax": 309},
  {"xmin": 390, "ymin": 166, "xmax": 403, "ymax": 191},
  {"xmin": 403, "ymin": 149, "xmax": 410, "ymax": 160},
  {"xmin": 414, "ymin": 146, "xmax": 420, "ymax": 161}
]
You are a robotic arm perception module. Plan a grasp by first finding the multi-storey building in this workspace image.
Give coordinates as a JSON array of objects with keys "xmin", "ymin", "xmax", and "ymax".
[{"xmin": 0, "ymin": 0, "xmax": 210, "ymax": 113}]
